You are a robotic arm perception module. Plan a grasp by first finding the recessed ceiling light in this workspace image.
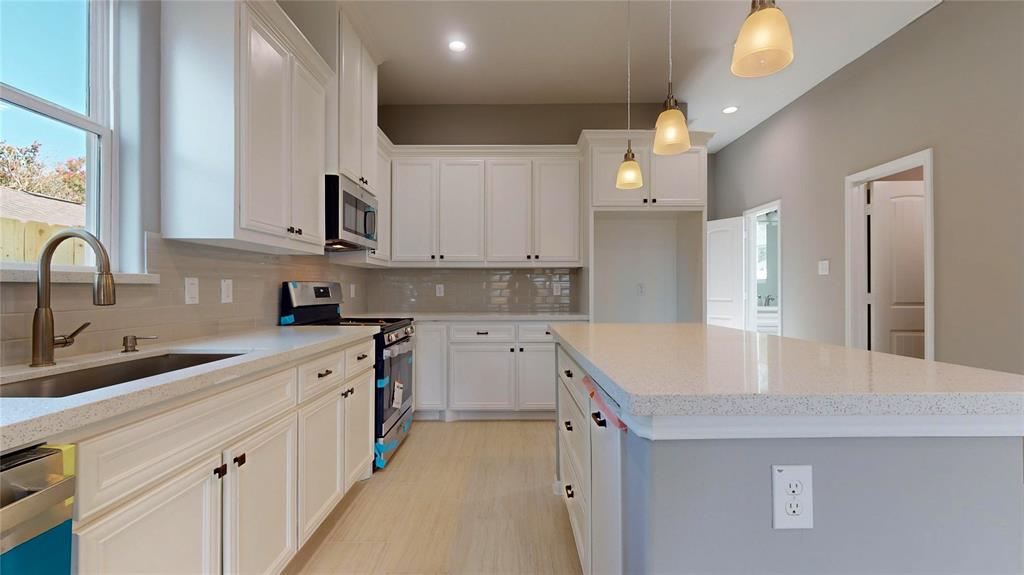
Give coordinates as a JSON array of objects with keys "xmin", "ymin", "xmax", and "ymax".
[
  {"xmin": 722, "ymin": 106, "xmax": 739, "ymax": 114},
  {"xmin": 448, "ymin": 40, "xmax": 467, "ymax": 53}
]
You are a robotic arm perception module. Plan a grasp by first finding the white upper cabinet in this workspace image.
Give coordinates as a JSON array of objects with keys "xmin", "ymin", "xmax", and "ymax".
[
  {"xmin": 591, "ymin": 141, "xmax": 651, "ymax": 207},
  {"xmin": 392, "ymin": 159, "xmax": 438, "ymax": 261},
  {"xmin": 487, "ymin": 160, "xmax": 533, "ymax": 262},
  {"xmin": 161, "ymin": 1, "xmax": 332, "ymax": 255},
  {"xmin": 533, "ymin": 159, "xmax": 580, "ymax": 262},
  {"xmin": 338, "ymin": 12, "xmax": 378, "ymax": 192},
  {"xmin": 369, "ymin": 143, "xmax": 391, "ymax": 261},
  {"xmin": 438, "ymin": 160, "xmax": 486, "ymax": 262},
  {"xmin": 587, "ymin": 131, "xmax": 707, "ymax": 208},
  {"xmin": 650, "ymin": 147, "xmax": 707, "ymax": 206}
]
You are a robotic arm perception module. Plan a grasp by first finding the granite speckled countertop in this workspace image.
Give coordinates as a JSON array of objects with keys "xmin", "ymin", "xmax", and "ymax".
[
  {"xmin": 552, "ymin": 323, "xmax": 1024, "ymax": 421},
  {"xmin": 0, "ymin": 326, "xmax": 377, "ymax": 452},
  {"xmin": 348, "ymin": 311, "xmax": 590, "ymax": 322}
]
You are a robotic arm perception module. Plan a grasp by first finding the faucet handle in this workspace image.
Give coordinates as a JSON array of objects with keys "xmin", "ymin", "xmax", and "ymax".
[
  {"xmin": 54, "ymin": 322, "xmax": 91, "ymax": 348},
  {"xmin": 121, "ymin": 334, "xmax": 158, "ymax": 353}
]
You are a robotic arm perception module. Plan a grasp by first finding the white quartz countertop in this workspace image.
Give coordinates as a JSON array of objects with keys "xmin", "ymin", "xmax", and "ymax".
[
  {"xmin": 0, "ymin": 326, "xmax": 378, "ymax": 452},
  {"xmin": 349, "ymin": 311, "xmax": 590, "ymax": 322},
  {"xmin": 552, "ymin": 323, "xmax": 1024, "ymax": 425}
]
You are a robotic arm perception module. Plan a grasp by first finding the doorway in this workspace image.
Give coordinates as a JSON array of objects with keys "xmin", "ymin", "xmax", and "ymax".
[
  {"xmin": 844, "ymin": 149, "xmax": 934, "ymax": 359},
  {"xmin": 744, "ymin": 201, "xmax": 782, "ymax": 335}
]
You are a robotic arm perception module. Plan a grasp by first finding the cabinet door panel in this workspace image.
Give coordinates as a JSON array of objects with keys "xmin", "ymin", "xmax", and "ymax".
[
  {"xmin": 391, "ymin": 159, "xmax": 437, "ymax": 261},
  {"xmin": 297, "ymin": 389, "xmax": 345, "ymax": 544},
  {"xmin": 487, "ymin": 160, "xmax": 533, "ymax": 262},
  {"xmin": 344, "ymin": 372, "xmax": 375, "ymax": 491},
  {"xmin": 290, "ymin": 59, "xmax": 326, "ymax": 247},
  {"xmin": 338, "ymin": 13, "xmax": 362, "ymax": 183},
  {"xmin": 438, "ymin": 160, "xmax": 486, "ymax": 262},
  {"xmin": 360, "ymin": 47, "xmax": 378, "ymax": 191},
  {"xmin": 223, "ymin": 416, "xmax": 297, "ymax": 575},
  {"xmin": 516, "ymin": 343, "xmax": 556, "ymax": 410},
  {"xmin": 651, "ymin": 147, "xmax": 706, "ymax": 206},
  {"xmin": 592, "ymin": 142, "xmax": 650, "ymax": 207},
  {"xmin": 414, "ymin": 323, "xmax": 447, "ymax": 410},
  {"xmin": 75, "ymin": 455, "xmax": 222, "ymax": 575},
  {"xmin": 240, "ymin": 8, "xmax": 291, "ymax": 237},
  {"xmin": 448, "ymin": 344, "xmax": 516, "ymax": 410},
  {"xmin": 534, "ymin": 159, "xmax": 580, "ymax": 262},
  {"xmin": 590, "ymin": 396, "xmax": 623, "ymax": 575},
  {"xmin": 370, "ymin": 148, "xmax": 391, "ymax": 261}
]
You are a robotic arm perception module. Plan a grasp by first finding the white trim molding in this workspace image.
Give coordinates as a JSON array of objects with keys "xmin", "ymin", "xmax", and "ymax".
[{"xmin": 743, "ymin": 199, "xmax": 782, "ymax": 336}]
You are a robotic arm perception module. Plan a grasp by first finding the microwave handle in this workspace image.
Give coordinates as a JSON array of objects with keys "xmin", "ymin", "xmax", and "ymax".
[{"xmin": 364, "ymin": 208, "xmax": 377, "ymax": 240}]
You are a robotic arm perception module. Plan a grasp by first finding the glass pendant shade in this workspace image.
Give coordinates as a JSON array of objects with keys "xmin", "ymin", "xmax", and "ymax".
[
  {"xmin": 615, "ymin": 147, "xmax": 643, "ymax": 190},
  {"xmin": 731, "ymin": 6, "xmax": 794, "ymax": 78},
  {"xmin": 653, "ymin": 104, "xmax": 691, "ymax": 155}
]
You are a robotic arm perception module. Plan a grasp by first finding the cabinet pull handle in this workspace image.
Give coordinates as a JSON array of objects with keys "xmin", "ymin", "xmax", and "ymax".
[
  {"xmin": 214, "ymin": 463, "xmax": 228, "ymax": 478},
  {"xmin": 356, "ymin": 353, "xmax": 368, "ymax": 361},
  {"xmin": 510, "ymin": 347, "xmax": 515, "ymax": 353},
  {"xmin": 431, "ymin": 255, "xmax": 436, "ymax": 260},
  {"xmin": 439, "ymin": 254, "xmax": 444, "ymax": 260},
  {"xmin": 592, "ymin": 412, "xmax": 608, "ymax": 427},
  {"xmin": 233, "ymin": 453, "xmax": 246, "ymax": 467},
  {"xmin": 651, "ymin": 198, "xmax": 657, "ymax": 204},
  {"xmin": 286, "ymin": 226, "xmax": 295, "ymax": 233},
  {"xmin": 563, "ymin": 420, "xmax": 573, "ymax": 432},
  {"xmin": 564, "ymin": 484, "xmax": 575, "ymax": 498},
  {"xmin": 563, "ymin": 369, "xmax": 573, "ymax": 378},
  {"xmin": 296, "ymin": 228, "xmax": 303, "ymax": 235},
  {"xmin": 534, "ymin": 254, "xmax": 539, "ymax": 260},
  {"xmin": 545, "ymin": 331, "xmax": 551, "ymax": 335},
  {"xmin": 476, "ymin": 331, "xmax": 489, "ymax": 335},
  {"xmin": 519, "ymin": 347, "xmax": 524, "ymax": 352},
  {"xmin": 643, "ymin": 198, "xmax": 649, "ymax": 204},
  {"xmin": 317, "ymin": 369, "xmax": 333, "ymax": 378},
  {"xmin": 527, "ymin": 254, "xmax": 532, "ymax": 259}
]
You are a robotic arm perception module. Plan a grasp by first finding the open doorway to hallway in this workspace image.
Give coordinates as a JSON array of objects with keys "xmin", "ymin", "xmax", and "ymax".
[
  {"xmin": 744, "ymin": 201, "xmax": 781, "ymax": 335},
  {"xmin": 845, "ymin": 150, "xmax": 934, "ymax": 359}
]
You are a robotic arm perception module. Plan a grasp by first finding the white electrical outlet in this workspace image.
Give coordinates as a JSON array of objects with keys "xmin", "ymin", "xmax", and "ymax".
[
  {"xmin": 818, "ymin": 259, "xmax": 830, "ymax": 276},
  {"xmin": 553, "ymin": 284, "xmax": 562, "ymax": 296},
  {"xmin": 435, "ymin": 284, "xmax": 444, "ymax": 297},
  {"xmin": 772, "ymin": 465, "xmax": 813, "ymax": 529},
  {"xmin": 185, "ymin": 277, "xmax": 199, "ymax": 305},
  {"xmin": 350, "ymin": 283, "xmax": 356, "ymax": 299},
  {"xmin": 220, "ymin": 279, "xmax": 233, "ymax": 303}
]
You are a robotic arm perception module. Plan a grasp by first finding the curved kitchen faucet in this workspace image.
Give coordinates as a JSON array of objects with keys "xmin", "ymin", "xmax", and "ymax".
[{"xmin": 31, "ymin": 229, "xmax": 116, "ymax": 367}]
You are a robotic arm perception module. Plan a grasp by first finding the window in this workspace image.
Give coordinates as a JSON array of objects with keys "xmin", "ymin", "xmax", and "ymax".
[{"xmin": 0, "ymin": 0, "xmax": 112, "ymax": 266}]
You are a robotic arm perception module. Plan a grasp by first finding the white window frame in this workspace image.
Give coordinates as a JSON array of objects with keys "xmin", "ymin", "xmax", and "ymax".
[{"xmin": 0, "ymin": 0, "xmax": 118, "ymax": 269}]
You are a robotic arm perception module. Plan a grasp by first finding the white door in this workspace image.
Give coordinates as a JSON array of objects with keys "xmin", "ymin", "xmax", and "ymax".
[
  {"xmin": 391, "ymin": 159, "xmax": 437, "ymax": 262},
  {"xmin": 338, "ymin": 12, "xmax": 362, "ymax": 183},
  {"xmin": 343, "ymin": 372, "xmax": 374, "ymax": 491},
  {"xmin": 590, "ymin": 396, "xmax": 622, "ymax": 575},
  {"xmin": 650, "ymin": 148, "xmax": 706, "ymax": 207},
  {"xmin": 222, "ymin": 416, "xmax": 297, "ymax": 575},
  {"xmin": 239, "ymin": 7, "xmax": 291, "ymax": 238},
  {"xmin": 486, "ymin": 159, "xmax": 533, "ymax": 262},
  {"xmin": 289, "ymin": 59, "xmax": 326, "ymax": 248},
  {"xmin": 359, "ymin": 46, "xmax": 378, "ymax": 192},
  {"xmin": 414, "ymin": 323, "xmax": 447, "ymax": 410},
  {"xmin": 75, "ymin": 455, "xmax": 222, "ymax": 575},
  {"xmin": 591, "ymin": 142, "xmax": 650, "ymax": 207},
  {"xmin": 870, "ymin": 181, "xmax": 926, "ymax": 358},
  {"xmin": 438, "ymin": 159, "xmax": 486, "ymax": 262},
  {"xmin": 369, "ymin": 146, "xmax": 391, "ymax": 261},
  {"xmin": 297, "ymin": 388, "xmax": 345, "ymax": 544},
  {"xmin": 706, "ymin": 216, "xmax": 745, "ymax": 329},
  {"xmin": 448, "ymin": 343, "xmax": 516, "ymax": 410},
  {"xmin": 516, "ymin": 343, "xmax": 556, "ymax": 410},
  {"xmin": 534, "ymin": 159, "xmax": 580, "ymax": 263}
]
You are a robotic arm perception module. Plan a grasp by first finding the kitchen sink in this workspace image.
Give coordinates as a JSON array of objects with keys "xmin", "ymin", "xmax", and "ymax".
[{"xmin": 0, "ymin": 353, "xmax": 243, "ymax": 398}]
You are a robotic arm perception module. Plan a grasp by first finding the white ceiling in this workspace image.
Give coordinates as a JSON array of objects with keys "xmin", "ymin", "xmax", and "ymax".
[{"xmin": 343, "ymin": 0, "xmax": 939, "ymax": 151}]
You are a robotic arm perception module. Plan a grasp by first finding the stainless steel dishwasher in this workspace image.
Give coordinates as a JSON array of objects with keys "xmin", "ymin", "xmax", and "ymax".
[{"xmin": 0, "ymin": 445, "xmax": 75, "ymax": 575}]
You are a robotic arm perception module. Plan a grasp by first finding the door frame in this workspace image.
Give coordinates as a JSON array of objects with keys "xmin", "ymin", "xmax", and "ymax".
[
  {"xmin": 843, "ymin": 148, "xmax": 934, "ymax": 359},
  {"xmin": 743, "ymin": 199, "xmax": 782, "ymax": 335}
]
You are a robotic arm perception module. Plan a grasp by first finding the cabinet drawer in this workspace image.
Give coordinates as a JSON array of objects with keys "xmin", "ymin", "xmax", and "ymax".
[
  {"xmin": 344, "ymin": 339, "xmax": 375, "ymax": 379},
  {"xmin": 559, "ymin": 434, "xmax": 590, "ymax": 574},
  {"xmin": 517, "ymin": 322, "xmax": 554, "ymax": 342},
  {"xmin": 449, "ymin": 323, "xmax": 516, "ymax": 342},
  {"xmin": 557, "ymin": 346, "xmax": 587, "ymax": 412},
  {"xmin": 558, "ymin": 379, "xmax": 590, "ymax": 498},
  {"xmin": 77, "ymin": 369, "xmax": 297, "ymax": 521},
  {"xmin": 298, "ymin": 351, "xmax": 345, "ymax": 402}
]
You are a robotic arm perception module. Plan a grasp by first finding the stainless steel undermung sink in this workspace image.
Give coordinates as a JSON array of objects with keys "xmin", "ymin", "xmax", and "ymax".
[{"xmin": 0, "ymin": 353, "xmax": 243, "ymax": 398}]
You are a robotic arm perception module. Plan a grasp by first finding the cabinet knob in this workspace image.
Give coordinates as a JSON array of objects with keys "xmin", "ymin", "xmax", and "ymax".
[
  {"xmin": 519, "ymin": 347, "xmax": 524, "ymax": 352},
  {"xmin": 642, "ymin": 198, "xmax": 649, "ymax": 204},
  {"xmin": 591, "ymin": 412, "xmax": 608, "ymax": 427},
  {"xmin": 534, "ymin": 254, "xmax": 539, "ymax": 260},
  {"xmin": 296, "ymin": 228, "xmax": 303, "ymax": 235},
  {"xmin": 431, "ymin": 255, "xmax": 436, "ymax": 260},
  {"xmin": 526, "ymin": 254, "xmax": 532, "ymax": 260},
  {"xmin": 510, "ymin": 347, "xmax": 515, "ymax": 353},
  {"xmin": 214, "ymin": 463, "xmax": 228, "ymax": 478},
  {"xmin": 564, "ymin": 484, "xmax": 575, "ymax": 498},
  {"xmin": 439, "ymin": 254, "xmax": 444, "ymax": 260},
  {"xmin": 563, "ymin": 369, "xmax": 573, "ymax": 378},
  {"xmin": 287, "ymin": 226, "xmax": 295, "ymax": 233},
  {"xmin": 563, "ymin": 420, "xmax": 573, "ymax": 432},
  {"xmin": 233, "ymin": 453, "xmax": 246, "ymax": 467},
  {"xmin": 651, "ymin": 198, "xmax": 657, "ymax": 204}
]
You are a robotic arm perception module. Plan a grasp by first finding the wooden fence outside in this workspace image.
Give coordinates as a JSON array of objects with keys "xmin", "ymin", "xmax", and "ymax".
[{"xmin": 0, "ymin": 217, "xmax": 88, "ymax": 265}]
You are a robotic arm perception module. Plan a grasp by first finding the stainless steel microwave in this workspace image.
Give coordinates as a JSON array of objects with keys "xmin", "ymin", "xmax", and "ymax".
[{"xmin": 325, "ymin": 174, "xmax": 378, "ymax": 251}]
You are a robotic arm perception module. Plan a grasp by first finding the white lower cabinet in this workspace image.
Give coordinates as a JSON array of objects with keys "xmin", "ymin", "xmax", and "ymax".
[
  {"xmin": 589, "ymin": 396, "xmax": 623, "ymax": 575},
  {"xmin": 343, "ymin": 372, "xmax": 374, "ymax": 492},
  {"xmin": 448, "ymin": 343, "xmax": 517, "ymax": 410},
  {"xmin": 222, "ymin": 415, "xmax": 298, "ymax": 575},
  {"xmin": 414, "ymin": 323, "xmax": 447, "ymax": 410},
  {"xmin": 297, "ymin": 386, "xmax": 346, "ymax": 545},
  {"xmin": 516, "ymin": 343, "xmax": 556, "ymax": 410},
  {"xmin": 76, "ymin": 455, "xmax": 223, "ymax": 575}
]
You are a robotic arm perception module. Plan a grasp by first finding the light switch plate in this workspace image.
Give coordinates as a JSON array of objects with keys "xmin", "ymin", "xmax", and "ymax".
[
  {"xmin": 435, "ymin": 284, "xmax": 444, "ymax": 297},
  {"xmin": 772, "ymin": 465, "xmax": 813, "ymax": 529},
  {"xmin": 350, "ymin": 283, "xmax": 356, "ymax": 299},
  {"xmin": 818, "ymin": 259, "xmax": 830, "ymax": 276},
  {"xmin": 220, "ymin": 279, "xmax": 233, "ymax": 303},
  {"xmin": 185, "ymin": 277, "xmax": 199, "ymax": 305}
]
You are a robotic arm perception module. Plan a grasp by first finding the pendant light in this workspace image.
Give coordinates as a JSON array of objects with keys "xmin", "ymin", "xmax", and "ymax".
[
  {"xmin": 653, "ymin": 0, "xmax": 691, "ymax": 155},
  {"xmin": 615, "ymin": 0, "xmax": 643, "ymax": 190},
  {"xmin": 731, "ymin": 0, "xmax": 794, "ymax": 78}
]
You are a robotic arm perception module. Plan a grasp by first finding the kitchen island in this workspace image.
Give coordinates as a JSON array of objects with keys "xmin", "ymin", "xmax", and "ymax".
[{"xmin": 551, "ymin": 323, "xmax": 1024, "ymax": 575}]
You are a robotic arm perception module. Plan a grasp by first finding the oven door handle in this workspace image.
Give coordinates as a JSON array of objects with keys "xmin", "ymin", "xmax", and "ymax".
[{"xmin": 383, "ymin": 339, "xmax": 414, "ymax": 358}]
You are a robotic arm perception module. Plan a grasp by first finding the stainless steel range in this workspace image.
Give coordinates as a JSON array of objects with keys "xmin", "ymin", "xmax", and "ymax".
[{"xmin": 279, "ymin": 281, "xmax": 413, "ymax": 469}]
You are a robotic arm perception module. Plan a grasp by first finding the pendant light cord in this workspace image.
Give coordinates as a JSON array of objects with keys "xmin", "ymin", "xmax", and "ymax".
[
  {"xmin": 626, "ymin": 0, "xmax": 632, "ymax": 140},
  {"xmin": 668, "ymin": 0, "xmax": 672, "ymax": 83}
]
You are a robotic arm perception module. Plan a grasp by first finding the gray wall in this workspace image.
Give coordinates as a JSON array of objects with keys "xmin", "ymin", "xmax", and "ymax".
[
  {"xmin": 379, "ymin": 103, "xmax": 667, "ymax": 145},
  {"xmin": 712, "ymin": 2, "xmax": 1024, "ymax": 374}
]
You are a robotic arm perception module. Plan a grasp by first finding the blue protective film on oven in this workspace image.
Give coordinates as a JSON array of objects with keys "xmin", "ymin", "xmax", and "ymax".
[
  {"xmin": 337, "ymin": 305, "xmax": 342, "ymax": 315},
  {"xmin": 374, "ymin": 440, "xmax": 399, "ymax": 468},
  {"xmin": 376, "ymin": 376, "xmax": 390, "ymax": 388},
  {"xmin": 290, "ymin": 281, "xmax": 297, "ymax": 288},
  {"xmin": 280, "ymin": 315, "xmax": 295, "ymax": 325},
  {"xmin": 402, "ymin": 418, "xmax": 412, "ymax": 433}
]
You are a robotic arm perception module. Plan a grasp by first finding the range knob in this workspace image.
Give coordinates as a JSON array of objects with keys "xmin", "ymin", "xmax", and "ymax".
[{"xmin": 405, "ymin": 326, "xmax": 414, "ymax": 336}]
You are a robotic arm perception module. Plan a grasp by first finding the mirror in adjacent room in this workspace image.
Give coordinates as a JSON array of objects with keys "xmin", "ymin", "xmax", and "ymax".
[{"xmin": 744, "ymin": 201, "xmax": 781, "ymax": 335}]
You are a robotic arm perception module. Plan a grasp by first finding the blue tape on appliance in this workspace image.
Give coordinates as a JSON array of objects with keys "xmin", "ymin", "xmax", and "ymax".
[
  {"xmin": 373, "ymin": 440, "xmax": 399, "ymax": 468},
  {"xmin": 376, "ymin": 376, "xmax": 390, "ymax": 389},
  {"xmin": 337, "ymin": 305, "xmax": 342, "ymax": 315},
  {"xmin": 290, "ymin": 281, "xmax": 297, "ymax": 288},
  {"xmin": 280, "ymin": 314, "xmax": 295, "ymax": 325},
  {"xmin": 402, "ymin": 418, "xmax": 412, "ymax": 433},
  {"xmin": 375, "ymin": 453, "xmax": 387, "ymax": 468}
]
